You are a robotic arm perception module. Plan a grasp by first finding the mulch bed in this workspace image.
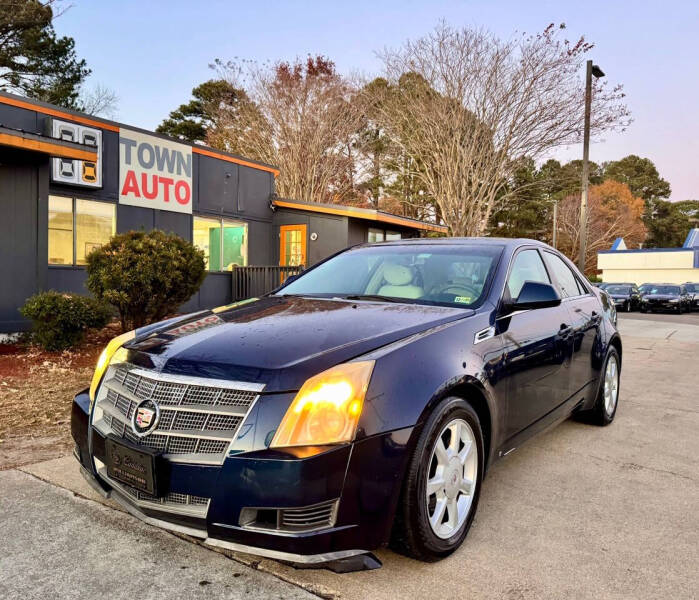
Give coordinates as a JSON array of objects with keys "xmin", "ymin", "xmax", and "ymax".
[{"xmin": 0, "ymin": 322, "xmax": 122, "ymax": 470}]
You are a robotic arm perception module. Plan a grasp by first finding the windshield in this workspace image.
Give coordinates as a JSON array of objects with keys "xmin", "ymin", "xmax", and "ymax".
[
  {"xmin": 639, "ymin": 284, "xmax": 652, "ymax": 293},
  {"xmin": 607, "ymin": 285, "xmax": 631, "ymax": 294},
  {"xmin": 685, "ymin": 283, "xmax": 699, "ymax": 293},
  {"xmin": 649, "ymin": 285, "xmax": 680, "ymax": 295},
  {"xmin": 276, "ymin": 244, "xmax": 504, "ymax": 308}
]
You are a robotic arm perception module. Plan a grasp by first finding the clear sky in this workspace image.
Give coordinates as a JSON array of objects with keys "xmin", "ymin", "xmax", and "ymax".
[{"xmin": 56, "ymin": 0, "xmax": 698, "ymax": 200}]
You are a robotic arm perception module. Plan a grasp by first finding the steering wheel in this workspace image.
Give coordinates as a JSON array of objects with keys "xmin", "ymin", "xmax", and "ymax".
[{"xmin": 429, "ymin": 282, "xmax": 480, "ymax": 298}]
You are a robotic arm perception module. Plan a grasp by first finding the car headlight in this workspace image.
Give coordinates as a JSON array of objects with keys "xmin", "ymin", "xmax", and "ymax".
[
  {"xmin": 669, "ymin": 298, "xmax": 679, "ymax": 303},
  {"xmin": 89, "ymin": 330, "xmax": 135, "ymax": 404},
  {"xmin": 270, "ymin": 361, "xmax": 375, "ymax": 448}
]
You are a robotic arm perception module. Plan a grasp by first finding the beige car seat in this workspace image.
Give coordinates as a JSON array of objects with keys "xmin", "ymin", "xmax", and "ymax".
[{"xmin": 378, "ymin": 263, "xmax": 424, "ymax": 299}]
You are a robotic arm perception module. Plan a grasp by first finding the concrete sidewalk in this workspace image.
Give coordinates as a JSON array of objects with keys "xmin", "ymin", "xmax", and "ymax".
[{"xmin": 0, "ymin": 469, "xmax": 319, "ymax": 600}]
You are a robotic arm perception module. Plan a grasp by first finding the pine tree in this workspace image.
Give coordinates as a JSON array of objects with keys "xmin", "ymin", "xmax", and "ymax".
[{"xmin": 0, "ymin": 1, "xmax": 90, "ymax": 108}]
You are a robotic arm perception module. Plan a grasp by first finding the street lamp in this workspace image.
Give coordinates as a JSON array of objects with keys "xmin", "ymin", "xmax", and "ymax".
[{"xmin": 578, "ymin": 60, "xmax": 605, "ymax": 273}]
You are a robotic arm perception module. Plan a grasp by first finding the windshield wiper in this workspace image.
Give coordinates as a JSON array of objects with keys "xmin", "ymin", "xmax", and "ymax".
[{"xmin": 342, "ymin": 294, "xmax": 403, "ymax": 303}]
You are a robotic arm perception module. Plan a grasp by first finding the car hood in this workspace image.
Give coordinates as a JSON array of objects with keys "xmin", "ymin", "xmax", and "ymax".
[
  {"xmin": 124, "ymin": 296, "xmax": 472, "ymax": 392},
  {"xmin": 610, "ymin": 294, "xmax": 630, "ymax": 300},
  {"xmin": 644, "ymin": 294, "xmax": 678, "ymax": 301}
]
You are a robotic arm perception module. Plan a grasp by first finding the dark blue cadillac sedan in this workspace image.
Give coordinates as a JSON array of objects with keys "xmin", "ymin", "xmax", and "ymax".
[{"xmin": 71, "ymin": 238, "xmax": 622, "ymax": 569}]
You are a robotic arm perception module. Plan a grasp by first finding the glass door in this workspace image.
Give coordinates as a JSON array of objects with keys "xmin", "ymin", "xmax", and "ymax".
[{"xmin": 279, "ymin": 224, "xmax": 307, "ymax": 267}]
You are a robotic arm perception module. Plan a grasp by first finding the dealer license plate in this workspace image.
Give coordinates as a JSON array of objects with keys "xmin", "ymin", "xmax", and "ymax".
[{"xmin": 105, "ymin": 437, "xmax": 160, "ymax": 496}]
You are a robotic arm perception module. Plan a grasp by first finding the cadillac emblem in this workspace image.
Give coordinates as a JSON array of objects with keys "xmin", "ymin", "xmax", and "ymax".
[{"xmin": 131, "ymin": 399, "xmax": 160, "ymax": 437}]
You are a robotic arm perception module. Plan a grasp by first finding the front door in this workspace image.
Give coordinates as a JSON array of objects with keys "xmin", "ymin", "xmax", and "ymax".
[
  {"xmin": 279, "ymin": 224, "xmax": 307, "ymax": 267},
  {"xmin": 499, "ymin": 248, "xmax": 573, "ymax": 441}
]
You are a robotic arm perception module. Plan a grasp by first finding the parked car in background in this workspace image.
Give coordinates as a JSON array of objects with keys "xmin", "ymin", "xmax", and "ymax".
[
  {"xmin": 640, "ymin": 284, "xmax": 693, "ymax": 313},
  {"xmin": 71, "ymin": 238, "xmax": 623, "ymax": 567},
  {"xmin": 685, "ymin": 283, "xmax": 699, "ymax": 311},
  {"xmin": 638, "ymin": 283, "xmax": 654, "ymax": 297},
  {"xmin": 605, "ymin": 284, "xmax": 642, "ymax": 312}
]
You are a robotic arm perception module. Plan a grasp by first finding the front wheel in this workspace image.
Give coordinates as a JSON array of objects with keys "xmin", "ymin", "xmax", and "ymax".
[{"xmin": 391, "ymin": 397, "xmax": 484, "ymax": 561}]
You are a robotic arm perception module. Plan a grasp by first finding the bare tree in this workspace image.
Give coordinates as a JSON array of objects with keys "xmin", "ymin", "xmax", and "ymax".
[
  {"xmin": 211, "ymin": 56, "xmax": 363, "ymax": 204},
  {"xmin": 370, "ymin": 23, "xmax": 631, "ymax": 236},
  {"xmin": 79, "ymin": 83, "xmax": 119, "ymax": 117}
]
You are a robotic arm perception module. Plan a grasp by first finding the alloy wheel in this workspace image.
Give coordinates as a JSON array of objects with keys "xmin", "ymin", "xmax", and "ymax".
[
  {"xmin": 603, "ymin": 355, "xmax": 619, "ymax": 416},
  {"xmin": 425, "ymin": 418, "xmax": 478, "ymax": 539}
]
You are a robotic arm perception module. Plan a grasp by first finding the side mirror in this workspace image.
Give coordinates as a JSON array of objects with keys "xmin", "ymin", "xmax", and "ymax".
[{"xmin": 512, "ymin": 281, "xmax": 561, "ymax": 311}]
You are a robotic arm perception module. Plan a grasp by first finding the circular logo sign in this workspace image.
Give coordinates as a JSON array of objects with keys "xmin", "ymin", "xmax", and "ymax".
[{"xmin": 131, "ymin": 398, "xmax": 160, "ymax": 437}]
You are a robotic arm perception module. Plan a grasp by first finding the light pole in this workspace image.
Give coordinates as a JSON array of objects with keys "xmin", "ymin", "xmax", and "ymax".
[{"xmin": 578, "ymin": 60, "xmax": 605, "ymax": 273}]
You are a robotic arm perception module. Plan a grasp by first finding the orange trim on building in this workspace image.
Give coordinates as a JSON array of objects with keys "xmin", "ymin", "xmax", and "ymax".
[
  {"xmin": 272, "ymin": 199, "xmax": 447, "ymax": 234},
  {"xmin": 0, "ymin": 132, "xmax": 98, "ymax": 161},
  {"xmin": 192, "ymin": 147, "xmax": 279, "ymax": 177},
  {"xmin": 0, "ymin": 94, "xmax": 279, "ymax": 177},
  {"xmin": 0, "ymin": 95, "xmax": 120, "ymax": 132}
]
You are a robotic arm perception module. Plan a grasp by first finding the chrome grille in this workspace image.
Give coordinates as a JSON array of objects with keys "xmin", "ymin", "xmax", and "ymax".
[{"xmin": 93, "ymin": 363, "xmax": 263, "ymax": 465}]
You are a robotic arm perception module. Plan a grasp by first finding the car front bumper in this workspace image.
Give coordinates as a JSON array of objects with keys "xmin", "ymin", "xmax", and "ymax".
[{"xmin": 71, "ymin": 389, "xmax": 412, "ymax": 564}]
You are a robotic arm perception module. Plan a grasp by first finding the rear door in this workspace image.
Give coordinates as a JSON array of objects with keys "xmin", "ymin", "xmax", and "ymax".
[
  {"xmin": 500, "ymin": 247, "xmax": 574, "ymax": 440},
  {"xmin": 542, "ymin": 251, "xmax": 601, "ymax": 401}
]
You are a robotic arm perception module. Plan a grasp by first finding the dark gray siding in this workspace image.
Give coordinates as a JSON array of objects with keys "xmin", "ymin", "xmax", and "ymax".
[
  {"xmin": 47, "ymin": 267, "xmax": 88, "ymax": 296},
  {"xmin": 0, "ymin": 103, "xmax": 39, "ymax": 132},
  {"xmin": 0, "ymin": 150, "xmax": 45, "ymax": 332},
  {"xmin": 272, "ymin": 208, "xmax": 350, "ymax": 267}
]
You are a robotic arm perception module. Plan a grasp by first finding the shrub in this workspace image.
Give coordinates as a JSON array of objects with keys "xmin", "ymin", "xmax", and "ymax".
[
  {"xmin": 85, "ymin": 230, "xmax": 206, "ymax": 331},
  {"xmin": 20, "ymin": 291, "xmax": 112, "ymax": 350}
]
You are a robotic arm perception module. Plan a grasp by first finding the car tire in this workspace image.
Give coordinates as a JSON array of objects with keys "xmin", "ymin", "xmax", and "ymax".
[
  {"xmin": 391, "ymin": 397, "xmax": 484, "ymax": 562},
  {"xmin": 584, "ymin": 347, "xmax": 621, "ymax": 426}
]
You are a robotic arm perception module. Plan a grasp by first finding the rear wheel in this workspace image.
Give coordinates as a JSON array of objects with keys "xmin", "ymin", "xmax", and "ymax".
[
  {"xmin": 587, "ymin": 348, "xmax": 621, "ymax": 426},
  {"xmin": 391, "ymin": 397, "xmax": 483, "ymax": 561}
]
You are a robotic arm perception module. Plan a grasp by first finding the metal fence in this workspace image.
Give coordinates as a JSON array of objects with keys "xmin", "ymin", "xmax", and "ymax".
[{"xmin": 231, "ymin": 265, "xmax": 304, "ymax": 301}]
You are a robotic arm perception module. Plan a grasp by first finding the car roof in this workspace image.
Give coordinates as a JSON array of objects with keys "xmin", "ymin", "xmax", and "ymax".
[{"xmin": 361, "ymin": 237, "xmax": 552, "ymax": 250}]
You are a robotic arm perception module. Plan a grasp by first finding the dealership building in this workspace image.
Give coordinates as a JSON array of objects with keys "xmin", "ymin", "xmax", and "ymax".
[
  {"xmin": 597, "ymin": 229, "xmax": 699, "ymax": 284},
  {"xmin": 0, "ymin": 92, "xmax": 445, "ymax": 333}
]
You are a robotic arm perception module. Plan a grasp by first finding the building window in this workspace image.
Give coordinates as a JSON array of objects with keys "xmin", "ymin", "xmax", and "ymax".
[
  {"xmin": 48, "ymin": 196, "xmax": 115, "ymax": 265},
  {"xmin": 193, "ymin": 216, "xmax": 248, "ymax": 271},
  {"xmin": 368, "ymin": 228, "xmax": 401, "ymax": 243}
]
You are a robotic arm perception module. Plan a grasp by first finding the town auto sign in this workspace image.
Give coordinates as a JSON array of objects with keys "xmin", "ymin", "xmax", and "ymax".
[{"xmin": 119, "ymin": 128, "xmax": 192, "ymax": 214}]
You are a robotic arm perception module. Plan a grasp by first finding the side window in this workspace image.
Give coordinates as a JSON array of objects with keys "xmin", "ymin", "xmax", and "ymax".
[
  {"xmin": 543, "ymin": 252, "xmax": 581, "ymax": 298},
  {"xmin": 506, "ymin": 249, "xmax": 550, "ymax": 300}
]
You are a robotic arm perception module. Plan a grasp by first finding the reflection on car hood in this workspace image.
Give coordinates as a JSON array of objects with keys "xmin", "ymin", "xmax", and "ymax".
[{"xmin": 124, "ymin": 296, "xmax": 473, "ymax": 392}]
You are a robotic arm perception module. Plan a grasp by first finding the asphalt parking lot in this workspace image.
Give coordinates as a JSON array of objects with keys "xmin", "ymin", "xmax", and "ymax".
[{"xmin": 1, "ymin": 314, "xmax": 697, "ymax": 600}]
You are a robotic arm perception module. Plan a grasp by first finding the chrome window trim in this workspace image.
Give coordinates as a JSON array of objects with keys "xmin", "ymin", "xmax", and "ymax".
[{"xmin": 541, "ymin": 249, "xmax": 594, "ymax": 299}]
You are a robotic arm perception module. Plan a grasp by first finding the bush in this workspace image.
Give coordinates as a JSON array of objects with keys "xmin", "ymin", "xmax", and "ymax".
[
  {"xmin": 86, "ymin": 230, "xmax": 206, "ymax": 331},
  {"xmin": 20, "ymin": 291, "xmax": 112, "ymax": 350}
]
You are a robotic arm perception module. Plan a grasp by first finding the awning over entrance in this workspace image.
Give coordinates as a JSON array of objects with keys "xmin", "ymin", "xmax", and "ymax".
[{"xmin": 0, "ymin": 125, "xmax": 98, "ymax": 161}]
